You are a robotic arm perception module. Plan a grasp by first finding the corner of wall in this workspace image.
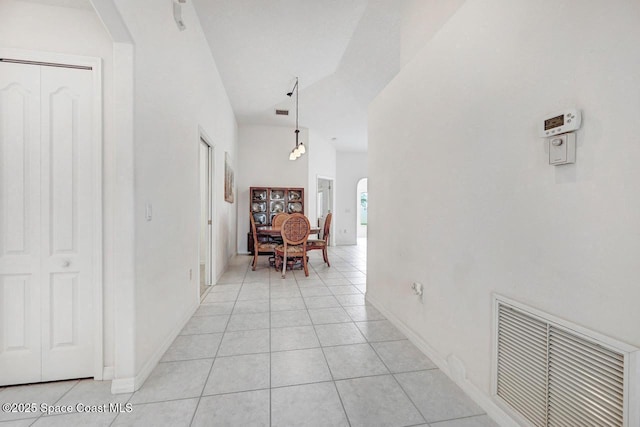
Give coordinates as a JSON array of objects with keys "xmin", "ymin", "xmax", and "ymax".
[
  {"xmin": 365, "ymin": 292, "xmax": 520, "ymax": 427},
  {"xmin": 111, "ymin": 301, "xmax": 197, "ymax": 394}
]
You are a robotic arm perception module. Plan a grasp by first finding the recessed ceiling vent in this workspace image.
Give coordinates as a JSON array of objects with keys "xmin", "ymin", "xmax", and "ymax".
[
  {"xmin": 493, "ymin": 295, "xmax": 639, "ymax": 427},
  {"xmin": 275, "ymin": 109, "xmax": 289, "ymax": 116}
]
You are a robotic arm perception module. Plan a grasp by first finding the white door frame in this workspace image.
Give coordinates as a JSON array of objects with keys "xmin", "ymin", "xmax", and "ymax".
[
  {"xmin": 198, "ymin": 126, "xmax": 215, "ymax": 293},
  {"xmin": 0, "ymin": 48, "xmax": 104, "ymax": 380},
  {"xmin": 316, "ymin": 175, "xmax": 335, "ymax": 247}
]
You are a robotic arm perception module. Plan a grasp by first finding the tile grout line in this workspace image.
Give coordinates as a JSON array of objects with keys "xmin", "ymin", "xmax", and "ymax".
[
  {"xmin": 120, "ymin": 248, "xmax": 365, "ymax": 425},
  {"xmin": 329, "ymin": 248, "xmax": 368, "ymax": 427},
  {"xmin": 314, "ymin": 267, "xmax": 353, "ymax": 427},
  {"xmin": 186, "ymin": 260, "xmax": 248, "ymax": 427},
  {"xmin": 268, "ymin": 262, "xmax": 273, "ymax": 427},
  {"xmin": 388, "ymin": 368, "xmax": 430, "ymax": 425},
  {"xmin": 35, "ymin": 379, "xmax": 80, "ymax": 423}
]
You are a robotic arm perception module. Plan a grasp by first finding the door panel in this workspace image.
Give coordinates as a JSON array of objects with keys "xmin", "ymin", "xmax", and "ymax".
[
  {"xmin": 40, "ymin": 65, "xmax": 93, "ymax": 381},
  {"xmin": 2, "ymin": 275, "xmax": 31, "ymax": 349},
  {"xmin": 50, "ymin": 273, "xmax": 77, "ymax": 347},
  {"xmin": 0, "ymin": 62, "xmax": 42, "ymax": 385},
  {"xmin": 49, "ymin": 87, "xmax": 78, "ymax": 253},
  {"xmin": 1, "ymin": 85, "xmax": 30, "ymax": 254}
]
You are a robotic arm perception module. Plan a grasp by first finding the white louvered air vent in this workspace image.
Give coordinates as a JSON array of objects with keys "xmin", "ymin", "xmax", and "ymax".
[
  {"xmin": 494, "ymin": 296, "xmax": 639, "ymax": 427},
  {"xmin": 496, "ymin": 304, "xmax": 548, "ymax": 426}
]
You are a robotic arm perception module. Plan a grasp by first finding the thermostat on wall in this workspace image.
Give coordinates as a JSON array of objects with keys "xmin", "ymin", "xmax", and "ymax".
[{"xmin": 539, "ymin": 108, "xmax": 581, "ymax": 137}]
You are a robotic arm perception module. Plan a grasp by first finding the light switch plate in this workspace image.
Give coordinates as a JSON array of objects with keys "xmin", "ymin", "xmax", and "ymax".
[{"xmin": 549, "ymin": 133, "xmax": 576, "ymax": 165}]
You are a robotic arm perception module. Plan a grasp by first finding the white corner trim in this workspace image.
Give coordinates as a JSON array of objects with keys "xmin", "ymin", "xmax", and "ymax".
[
  {"xmin": 110, "ymin": 302, "xmax": 198, "ymax": 394},
  {"xmin": 110, "ymin": 377, "xmax": 135, "ymax": 394},
  {"xmin": 89, "ymin": 0, "xmax": 133, "ymax": 43},
  {"xmin": 365, "ymin": 293, "xmax": 519, "ymax": 427},
  {"xmin": 102, "ymin": 367, "xmax": 114, "ymax": 380}
]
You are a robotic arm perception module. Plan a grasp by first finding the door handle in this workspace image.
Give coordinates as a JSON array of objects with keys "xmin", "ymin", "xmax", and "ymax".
[{"xmin": 61, "ymin": 260, "xmax": 71, "ymax": 268}]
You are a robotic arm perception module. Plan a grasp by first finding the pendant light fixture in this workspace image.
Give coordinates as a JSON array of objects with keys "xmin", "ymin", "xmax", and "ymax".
[{"xmin": 287, "ymin": 77, "xmax": 305, "ymax": 160}]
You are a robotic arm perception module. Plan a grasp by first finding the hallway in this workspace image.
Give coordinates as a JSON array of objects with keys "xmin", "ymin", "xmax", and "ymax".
[{"xmin": 0, "ymin": 243, "xmax": 496, "ymax": 426}]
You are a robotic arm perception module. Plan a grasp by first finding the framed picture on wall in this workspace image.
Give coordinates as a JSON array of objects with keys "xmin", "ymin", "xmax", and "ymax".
[{"xmin": 224, "ymin": 152, "xmax": 234, "ymax": 203}]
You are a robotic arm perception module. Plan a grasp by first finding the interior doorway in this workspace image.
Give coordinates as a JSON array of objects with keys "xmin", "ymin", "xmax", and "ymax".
[
  {"xmin": 316, "ymin": 177, "xmax": 334, "ymax": 245},
  {"xmin": 356, "ymin": 178, "xmax": 368, "ymax": 239},
  {"xmin": 199, "ymin": 136, "xmax": 214, "ymax": 297}
]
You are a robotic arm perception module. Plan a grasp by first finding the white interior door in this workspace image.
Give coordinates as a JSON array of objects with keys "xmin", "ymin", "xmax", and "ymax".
[{"xmin": 0, "ymin": 61, "xmax": 94, "ymax": 385}]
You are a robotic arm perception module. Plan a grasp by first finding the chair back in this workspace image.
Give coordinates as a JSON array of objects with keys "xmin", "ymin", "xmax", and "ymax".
[
  {"xmin": 280, "ymin": 213, "xmax": 310, "ymax": 246},
  {"xmin": 322, "ymin": 213, "xmax": 332, "ymax": 242},
  {"xmin": 249, "ymin": 212, "xmax": 259, "ymax": 247},
  {"xmin": 272, "ymin": 213, "xmax": 290, "ymax": 228}
]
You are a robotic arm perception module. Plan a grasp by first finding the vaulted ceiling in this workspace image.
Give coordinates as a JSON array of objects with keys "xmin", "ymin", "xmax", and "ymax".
[
  {"xmin": 193, "ymin": 0, "xmax": 405, "ymax": 152},
  {"xmin": 20, "ymin": 0, "xmax": 461, "ymax": 152}
]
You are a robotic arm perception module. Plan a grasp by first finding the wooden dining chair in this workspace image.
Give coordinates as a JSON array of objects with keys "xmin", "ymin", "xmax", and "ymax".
[
  {"xmin": 274, "ymin": 213, "xmax": 310, "ymax": 278},
  {"xmin": 250, "ymin": 211, "xmax": 276, "ymax": 271},
  {"xmin": 270, "ymin": 213, "xmax": 290, "ymax": 244},
  {"xmin": 307, "ymin": 212, "xmax": 332, "ymax": 267},
  {"xmin": 272, "ymin": 213, "xmax": 290, "ymax": 228}
]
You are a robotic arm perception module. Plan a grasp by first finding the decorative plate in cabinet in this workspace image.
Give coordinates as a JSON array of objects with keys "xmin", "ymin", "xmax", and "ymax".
[
  {"xmin": 270, "ymin": 190, "xmax": 284, "ymax": 200},
  {"xmin": 271, "ymin": 201, "xmax": 285, "ymax": 213},
  {"xmin": 288, "ymin": 202, "xmax": 303, "ymax": 213},
  {"xmin": 252, "ymin": 189, "xmax": 267, "ymax": 201},
  {"xmin": 253, "ymin": 212, "xmax": 267, "ymax": 225},
  {"xmin": 288, "ymin": 190, "xmax": 302, "ymax": 201},
  {"xmin": 252, "ymin": 202, "xmax": 266, "ymax": 213}
]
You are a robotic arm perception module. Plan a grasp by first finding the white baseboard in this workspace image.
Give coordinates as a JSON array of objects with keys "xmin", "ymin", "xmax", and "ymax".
[
  {"xmin": 110, "ymin": 303, "xmax": 198, "ymax": 394},
  {"xmin": 365, "ymin": 293, "xmax": 519, "ymax": 427}
]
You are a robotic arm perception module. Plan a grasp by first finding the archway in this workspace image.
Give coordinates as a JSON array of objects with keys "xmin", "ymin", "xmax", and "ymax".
[{"xmin": 356, "ymin": 178, "xmax": 368, "ymax": 241}]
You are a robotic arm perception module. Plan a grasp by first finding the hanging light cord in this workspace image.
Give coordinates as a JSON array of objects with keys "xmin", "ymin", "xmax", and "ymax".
[
  {"xmin": 287, "ymin": 77, "xmax": 304, "ymax": 160},
  {"xmin": 294, "ymin": 77, "xmax": 299, "ymax": 147}
]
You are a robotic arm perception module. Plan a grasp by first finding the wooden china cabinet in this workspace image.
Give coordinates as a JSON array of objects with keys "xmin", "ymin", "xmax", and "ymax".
[{"xmin": 248, "ymin": 186, "xmax": 304, "ymax": 255}]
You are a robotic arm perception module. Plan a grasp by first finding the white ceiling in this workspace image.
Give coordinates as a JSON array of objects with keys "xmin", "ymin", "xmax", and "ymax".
[
  {"xmin": 17, "ymin": 0, "xmax": 92, "ymax": 9},
  {"xmin": 19, "ymin": 0, "xmax": 407, "ymax": 151},
  {"xmin": 193, "ymin": 0, "xmax": 405, "ymax": 152}
]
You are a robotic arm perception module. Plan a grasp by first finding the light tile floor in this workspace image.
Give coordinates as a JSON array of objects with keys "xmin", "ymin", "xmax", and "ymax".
[{"xmin": 0, "ymin": 241, "xmax": 498, "ymax": 427}]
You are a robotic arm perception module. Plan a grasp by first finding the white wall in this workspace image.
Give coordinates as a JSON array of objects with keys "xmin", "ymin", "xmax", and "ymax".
[
  {"xmin": 237, "ymin": 125, "xmax": 309, "ymax": 253},
  {"xmin": 0, "ymin": 0, "xmax": 118, "ymax": 373},
  {"xmin": 369, "ymin": 0, "xmax": 640, "ymax": 421},
  {"xmin": 400, "ymin": 0, "xmax": 466, "ymax": 67},
  {"xmin": 2, "ymin": 0, "xmax": 238, "ymax": 390},
  {"xmin": 335, "ymin": 151, "xmax": 367, "ymax": 245},
  {"xmin": 307, "ymin": 130, "xmax": 336, "ymax": 229},
  {"xmin": 113, "ymin": 0, "xmax": 238, "ymax": 376}
]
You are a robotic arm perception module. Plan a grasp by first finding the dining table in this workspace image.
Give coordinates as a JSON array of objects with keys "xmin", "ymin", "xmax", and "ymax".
[{"xmin": 256, "ymin": 225, "xmax": 320, "ymax": 238}]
